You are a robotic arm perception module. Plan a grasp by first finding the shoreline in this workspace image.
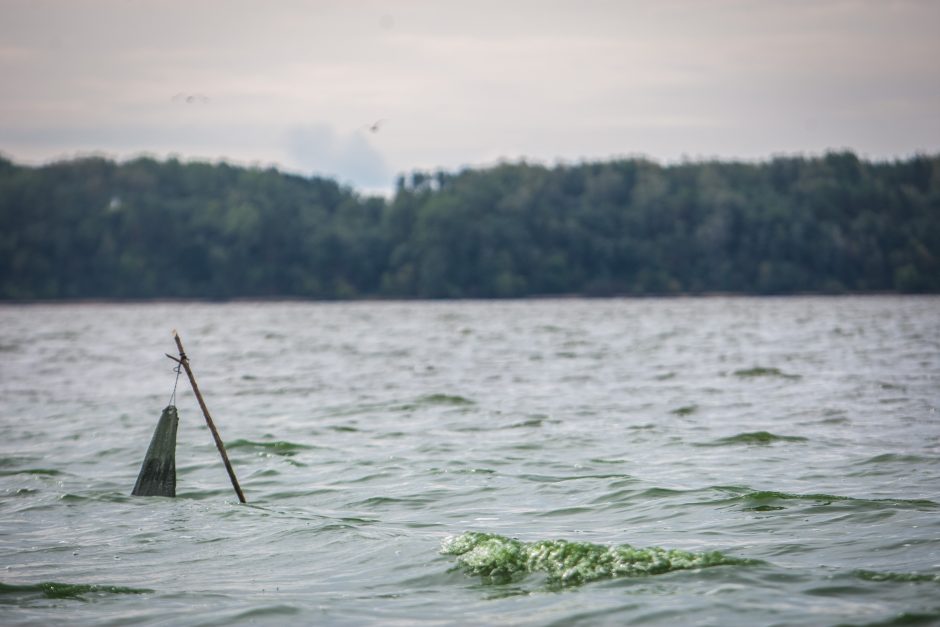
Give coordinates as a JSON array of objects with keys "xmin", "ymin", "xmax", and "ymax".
[{"xmin": 0, "ymin": 292, "xmax": 935, "ymax": 307}]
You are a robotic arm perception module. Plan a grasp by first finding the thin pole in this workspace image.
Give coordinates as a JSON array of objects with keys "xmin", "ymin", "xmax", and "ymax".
[{"xmin": 168, "ymin": 330, "xmax": 247, "ymax": 503}]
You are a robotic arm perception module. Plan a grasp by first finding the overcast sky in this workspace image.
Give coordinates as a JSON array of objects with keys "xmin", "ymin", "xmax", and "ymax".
[{"xmin": 1, "ymin": 0, "xmax": 938, "ymax": 193}]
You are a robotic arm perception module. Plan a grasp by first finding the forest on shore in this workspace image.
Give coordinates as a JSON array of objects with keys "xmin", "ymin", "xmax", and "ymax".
[{"xmin": 0, "ymin": 151, "xmax": 937, "ymax": 300}]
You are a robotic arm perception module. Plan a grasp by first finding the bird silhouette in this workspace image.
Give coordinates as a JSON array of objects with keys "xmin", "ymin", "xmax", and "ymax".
[
  {"xmin": 172, "ymin": 93, "xmax": 209, "ymax": 104},
  {"xmin": 365, "ymin": 119, "xmax": 386, "ymax": 133}
]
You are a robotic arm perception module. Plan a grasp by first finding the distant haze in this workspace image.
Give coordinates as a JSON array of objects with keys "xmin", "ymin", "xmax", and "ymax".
[{"xmin": 1, "ymin": 0, "xmax": 938, "ymax": 193}]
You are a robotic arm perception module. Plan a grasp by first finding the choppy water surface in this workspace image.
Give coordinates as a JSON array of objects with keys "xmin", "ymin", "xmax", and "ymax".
[{"xmin": 1, "ymin": 297, "xmax": 938, "ymax": 626}]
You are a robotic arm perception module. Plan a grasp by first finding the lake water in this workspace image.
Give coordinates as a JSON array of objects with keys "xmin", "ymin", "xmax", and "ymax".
[{"xmin": 1, "ymin": 297, "xmax": 938, "ymax": 626}]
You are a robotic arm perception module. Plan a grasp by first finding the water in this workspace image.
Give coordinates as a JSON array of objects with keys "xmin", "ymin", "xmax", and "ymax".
[{"xmin": 1, "ymin": 297, "xmax": 938, "ymax": 626}]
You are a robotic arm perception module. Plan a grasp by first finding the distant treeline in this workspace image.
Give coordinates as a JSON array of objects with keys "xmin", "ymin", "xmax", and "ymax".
[{"xmin": 0, "ymin": 152, "xmax": 937, "ymax": 299}]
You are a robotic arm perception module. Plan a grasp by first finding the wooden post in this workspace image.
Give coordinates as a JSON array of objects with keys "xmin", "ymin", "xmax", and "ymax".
[{"xmin": 168, "ymin": 330, "xmax": 247, "ymax": 503}]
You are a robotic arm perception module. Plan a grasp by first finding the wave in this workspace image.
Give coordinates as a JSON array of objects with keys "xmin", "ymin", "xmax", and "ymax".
[
  {"xmin": 838, "ymin": 611, "xmax": 940, "ymax": 627},
  {"xmin": 855, "ymin": 453, "xmax": 935, "ymax": 465},
  {"xmin": 733, "ymin": 367, "xmax": 801, "ymax": 379},
  {"xmin": 225, "ymin": 439, "xmax": 314, "ymax": 457},
  {"xmin": 0, "ymin": 456, "xmax": 38, "ymax": 468},
  {"xmin": 441, "ymin": 532, "xmax": 755, "ymax": 586},
  {"xmin": 417, "ymin": 393, "xmax": 475, "ymax": 406},
  {"xmin": 505, "ymin": 416, "xmax": 552, "ymax": 429},
  {"xmin": 588, "ymin": 483, "xmax": 938, "ymax": 513},
  {"xmin": 853, "ymin": 570, "xmax": 940, "ymax": 584},
  {"xmin": 711, "ymin": 486, "xmax": 937, "ymax": 511},
  {"xmin": 328, "ymin": 425, "xmax": 359, "ymax": 433},
  {"xmin": 321, "ymin": 393, "xmax": 472, "ymax": 418},
  {"xmin": 701, "ymin": 431, "xmax": 809, "ymax": 446},
  {"xmin": 0, "ymin": 581, "xmax": 152, "ymax": 600},
  {"xmin": 0, "ymin": 468, "xmax": 62, "ymax": 477}
]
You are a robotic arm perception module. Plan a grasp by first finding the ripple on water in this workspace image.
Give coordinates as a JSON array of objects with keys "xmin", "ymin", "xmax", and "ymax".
[
  {"xmin": 225, "ymin": 439, "xmax": 315, "ymax": 457},
  {"xmin": 0, "ymin": 582, "xmax": 152, "ymax": 601},
  {"xmin": 709, "ymin": 486, "xmax": 939, "ymax": 512},
  {"xmin": 853, "ymin": 570, "xmax": 940, "ymax": 583},
  {"xmin": 856, "ymin": 453, "xmax": 936, "ymax": 465},
  {"xmin": 0, "ymin": 468, "xmax": 62, "ymax": 477},
  {"xmin": 732, "ymin": 367, "xmax": 801, "ymax": 380},
  {"xmin": 416, "ymin": 393, "xmax": 475, "ymax": 406},
  {"xmin": 699, "ymin": 431, "xmax": 809, "ymax": 446}
]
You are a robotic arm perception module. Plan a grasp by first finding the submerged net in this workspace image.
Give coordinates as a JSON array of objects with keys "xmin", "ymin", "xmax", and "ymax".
[{"xmin": 131, "ymin": 405, "xmax": 179, "ymax": 497}]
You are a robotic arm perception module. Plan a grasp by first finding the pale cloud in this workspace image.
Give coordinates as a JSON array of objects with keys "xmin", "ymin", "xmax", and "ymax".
[{"xmin": 284, "ymin": 124, "xmax": 391, "ymax": 189}]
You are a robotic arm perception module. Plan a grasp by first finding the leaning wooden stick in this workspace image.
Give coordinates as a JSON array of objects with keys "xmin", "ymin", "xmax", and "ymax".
[{"xmin": 167, "ymin": 330, "xmax": 247, "ymax": 503}]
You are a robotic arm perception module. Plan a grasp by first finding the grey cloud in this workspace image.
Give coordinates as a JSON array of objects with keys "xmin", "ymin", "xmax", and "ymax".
[{"xmin": 1, "ymin": 0, "xmax": 939, "ymax": 191}]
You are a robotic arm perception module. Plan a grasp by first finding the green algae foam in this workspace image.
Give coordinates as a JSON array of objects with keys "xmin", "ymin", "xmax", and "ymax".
[{"xmin": 441, "ymin": 532, "xmax": 756, "ymax": 586}]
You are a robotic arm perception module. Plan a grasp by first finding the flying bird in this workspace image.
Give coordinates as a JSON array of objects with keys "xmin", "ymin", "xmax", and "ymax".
[
  {"xmin": 365, "ymin": 119, "xmax": 386, "ymax": 133},
  {"xmin": 172, "ymin": 93, "xmax": 209, "ymax": 104}
]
